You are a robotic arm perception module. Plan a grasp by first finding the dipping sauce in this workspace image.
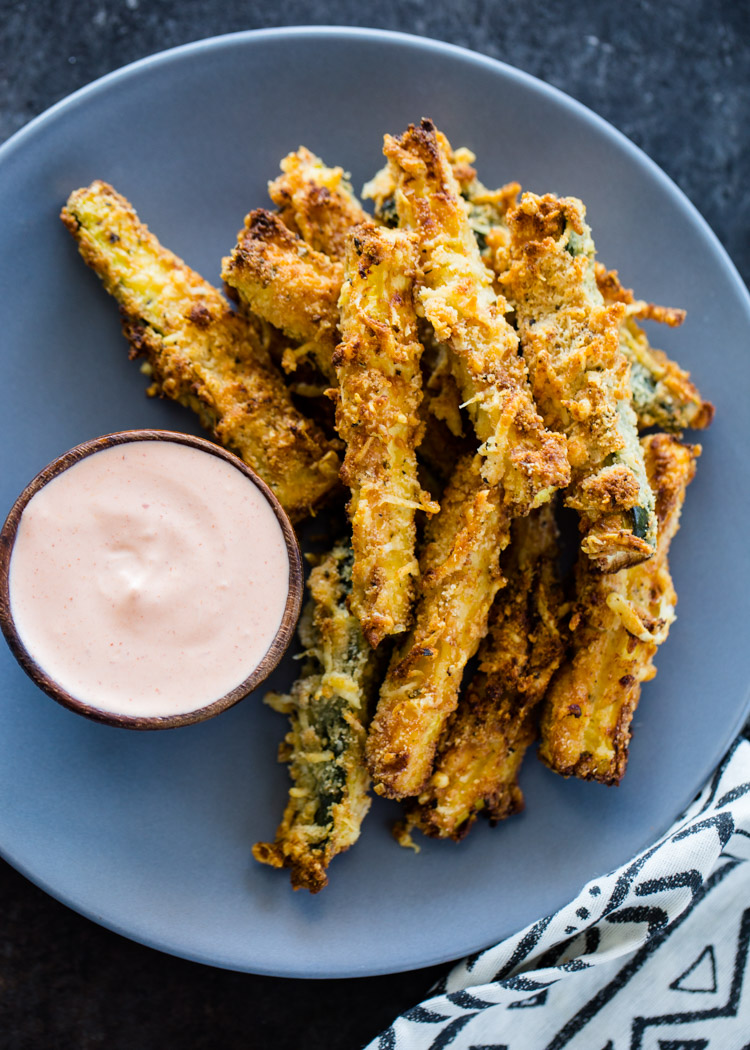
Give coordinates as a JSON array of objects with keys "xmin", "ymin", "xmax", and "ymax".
[{"xmin": 7, "ymin": 439, "xmax": 291, "ymax": 719}]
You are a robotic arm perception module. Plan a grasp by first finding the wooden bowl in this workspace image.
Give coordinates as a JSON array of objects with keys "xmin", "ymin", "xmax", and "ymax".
[{"xmin": 0, "ymin": 430, "xmax": 303, "ymax": 729}]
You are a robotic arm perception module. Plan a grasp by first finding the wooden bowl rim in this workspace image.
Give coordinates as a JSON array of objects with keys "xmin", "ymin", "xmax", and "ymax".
[{"xmin": 0, "ymin": 429, "xmax": 303, "ymax": 730}]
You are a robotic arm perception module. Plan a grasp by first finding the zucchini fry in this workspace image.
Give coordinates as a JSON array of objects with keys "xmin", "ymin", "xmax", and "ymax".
[
  {"xmin": 596, "ymin": 264, "xmax": 714, "ymax": 432},
  {"xmin": 382, "ymin": 120, "xmax": 569, "ymax": 509},
  {"xmin": 503, "ymin": 192, "xmax": 657, "ymax": 572},
  {"xmin": 253, "ymin": 543, "xmax": 380, "ymax": 893},
  {"xmin": 363, "ymin": 144, "xmax": 519, "ymax": 260},
  {"xmin": 61, "ymin": 182, "xmax": 340, "ymax": 521},
  {"xmin": 366, "ymin": 453, "xmax": 508, "ymax": 799},
  {"xmin": 222, "ymin": 209, "xmax": 341, "ymax": 382},
  {"xmin": 449, "ymin": 148, "xmax": 520, "ymax": 264},
  {"xmin": 595, "ymin": 262, "xmax": 687, "ymax": 327},
  {"xmin": 268, "ymin": 146, "xmax": 370, "ymax": 261},
  {"xmin": 335, "ymin": 223, "xmax": 439, "ymax": 647},
  {"xmin": 402, "ymin": 502, "xmax": 566, "ymax": 841},
  {"xmin": 538, "ymin": 433, "xmax": 699, "ymax": 784}
]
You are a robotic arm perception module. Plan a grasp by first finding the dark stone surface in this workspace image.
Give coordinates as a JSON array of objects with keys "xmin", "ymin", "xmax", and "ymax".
[
  {"xmin": 0, "ymin": 859, "xmax": 445, "ymax": 1049},
  {"xmin": 2, "ymin": 0, "xmax": 749, "ymax": 279},
  {"xmin": 0, "ymin": 3, "xmax": 747, "ymax": 1048}
]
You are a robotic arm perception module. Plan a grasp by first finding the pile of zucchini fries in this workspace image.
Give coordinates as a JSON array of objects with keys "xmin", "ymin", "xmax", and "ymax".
[{"xmin": 62, "ymin": 120, "xmax": 712, "ymax": 892}]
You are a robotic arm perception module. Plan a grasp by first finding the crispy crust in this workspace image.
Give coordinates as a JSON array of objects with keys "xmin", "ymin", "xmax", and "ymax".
[
  {"xmin": 363, "ymin": 142, "xmax": 519, "ymax": 261},
  {"xmin": 503, "ymin": 192, "xmax": 657, "ymax": 572},
  {"xmin": 595, "ymin": 264, "xmax": 714, "ymax": 432},
  {"xmin": 335, "ymin": 223, "xmax": 438, "ymax": 646},
  {"xmin": 538, "ymin": 433, "xmax": 699, "ymax": 784},
  {"xmin": 621, "ymin": 316, "xmax": 715, "ymax": 431},
  {"xmin": 383, "ymin": 119, "xmax": 569, "ymax": 508},
  {"xmin": 366, "ymin": 453, "xmax": 508, "ymax": 798},
  {"xmin": 362, "ymin": 142, "xmax": 516, "ymax": 488},
  {"xmin": 268, "ymin": 146, "xmax": 370, "ymax": 261},
  {"xmin": 252, "ymin": 543, "xmax": 379, "ymax": 893},
  {"xmin": 61, "ymin": 181, "xmax": 340, "ymax": 521},
  {"xmin": 400, "ymin": 502, "xmax": 566, "ymax": 840},
  {"xmin": 450, "ymin": 148, "xmax": 520, "ymax": 267},
  {"xmin": 222, "ymin": 208, "xmax": 341, "ymax": 382},
  {"xmin": 594, "ymin": 263, "xmax": 686, "ymax": 326}
]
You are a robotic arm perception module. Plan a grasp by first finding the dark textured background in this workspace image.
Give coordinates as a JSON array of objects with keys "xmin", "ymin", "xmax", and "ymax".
[{"xmin": 0, "ymin": 3, "xmax": 748, "ymax": 1048}]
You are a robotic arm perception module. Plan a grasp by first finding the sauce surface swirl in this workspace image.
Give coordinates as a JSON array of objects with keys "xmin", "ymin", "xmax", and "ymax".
[{"xmin": 9, "ymin": 440, "xmax": 290, "ymax": 718}]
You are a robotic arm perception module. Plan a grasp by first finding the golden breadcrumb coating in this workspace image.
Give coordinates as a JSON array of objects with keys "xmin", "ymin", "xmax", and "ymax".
[
  {"xmin": 448, "ymin": 147, "xmax": 520, "ymax": 264},
  {"xmin": 369, "ymin": 142, "xmax": 712, "ymax": 439},
  {"xmin": 400, "ymin": 501, "xmax": 566, "ymax": 841},
  {"xmin": 222, "ymin": 208, "xmax": 341, "ymax": 382},
  {"xmin": 366, "ymin": 453, "xmax": 508, "ymax": 799},
  {"xmin": 365, "ymin": 157, "xmax": 466, "ymax": 444},
  {"xmin": 61, "ymin": 181, "xmax": 340, "ymax": 521},
  {"xmin": 473, "ymin": 178, "xmax": 713, "ymax": 437},
  {"xmin": 363, "ymin": 142, "xmax": 519, "ymax": 257},
  {"xmin": 594, "ymin": 262, "xmax": 687, "ymax": 327},
  {"xmin": 538, "ymin": 433, "xmax": 699, "ymax": 784},
  {"xmin": 595, "ymin": 264, "xmax": 714, "ymax": 432},
  {"xmin": 362, "ymin": 139, "xmax": 516, "ymax": 481},
  {"xmin": 382, "ymin": 119, "xmax": 570, "ymax": 508},
  {"xmin": 621, "ymin": 317, "xmax": 715, "ymax": 432},
  {"xmin": 335, "ymin": 223, "xmax": 439, "ymax": 647},
  {"xmin": 63, "ymin": 131, "xmax": 715, "ymax": 889},
  {"xmin": 253, "ymin": 543, "xmax": 380, "ymax": 893},
  {"xmin": 268, "ymin": 146, "xmax": 370, "ymax": 261},
  {"xmin": 503, "ymin": 191, "xmax": 657, "ymax": 572}
]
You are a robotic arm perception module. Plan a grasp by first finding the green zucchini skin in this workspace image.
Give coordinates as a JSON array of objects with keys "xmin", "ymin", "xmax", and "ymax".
[{"xmin": 253, "ymin": 542, "xmax": 381, "ymax": 893}]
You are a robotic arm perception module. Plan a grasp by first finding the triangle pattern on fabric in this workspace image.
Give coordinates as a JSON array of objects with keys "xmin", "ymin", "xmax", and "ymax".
[{"xmin": 669, "ymin": 945, "xmax": 718, "ymax": 994}]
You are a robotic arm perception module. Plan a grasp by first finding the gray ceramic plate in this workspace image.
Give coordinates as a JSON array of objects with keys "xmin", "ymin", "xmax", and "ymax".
[{"xmin": 0, "ymin": 27, "xmax": 748, "ymax": 979}]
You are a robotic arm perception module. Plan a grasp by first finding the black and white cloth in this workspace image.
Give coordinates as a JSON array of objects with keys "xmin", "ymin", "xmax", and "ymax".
[{"xmin": 369, "ymin": 738, "xmax": 750, "ymax": 1050}]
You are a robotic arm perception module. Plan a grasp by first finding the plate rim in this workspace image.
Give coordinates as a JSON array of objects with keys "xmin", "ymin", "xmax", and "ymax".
[
  {"xmin": 1, "ymin": 24, "xmax": 749, "ymax": 979},
  {"xmin": 2, "ymin": 24, "xmax": 749, "ymax": 313}
]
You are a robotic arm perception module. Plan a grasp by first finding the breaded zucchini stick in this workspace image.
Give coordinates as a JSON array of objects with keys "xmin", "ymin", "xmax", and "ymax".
[
  {"xmin": 268, "ymin": 146, "xmax": 370, "ymax": 261},
  {"xmin": 370, "ymin": 140, "xmax": 711, "ymax": 439},
  {"xmin": 595, "ymin": 262, "xmax": 687, "ymax": 327},
  {"xmin": 503, "ymin": 192, "xmax": 657, "ymax": 572},
  {"xmin": 253, "ymin": 543, "xmax": 380, "ymax": 893},
  {"xmin": 538, "ymin": 433, "xmax": 699, "ymax": 784},
  {"xmin": 366, "ymin": 454, "xmax": 507, "ymax": 799},
  {"xmin": 401, "ymin": 502, "xmax": 566, "ymax": 841},
  {"xmin": 335, "ymin": 223, "xmax": 439, "ymax": 647},
  {"xmin": 365, "ymin": 143, "xmax": 513, "ymax": 477},
  {"xmin": 382, "ymin": 120, "xmax": 569, "ymax": 509},
  {"xmin": 222, "ymin": 209, "xmax": 341, "ymax": 382},
  {"xmin": 621, "ymin": 317, "xmax": 715, "ymax": 431},
  {"xmin": 449, "ymin": 147, "xmax": 520, "ymax": 263},
  {"xmin": 596, "ymin": 264, "xmax": 714, "ymax": 432},
  {"xmin": 365, "ymin": 144, "xmax": 516, "ymax": 443},
  {"xmin": 61, "ymin": 182, "xmax": 340, "ymax": 521},
  {"xmin": 363, "ymin": 144, "xmax": 519, "ymax": 260}
]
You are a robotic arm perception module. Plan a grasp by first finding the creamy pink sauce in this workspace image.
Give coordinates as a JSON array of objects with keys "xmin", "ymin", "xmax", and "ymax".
[{"xmin": 9, "ymin": 441, "xmax": 290, "ymax": 718}]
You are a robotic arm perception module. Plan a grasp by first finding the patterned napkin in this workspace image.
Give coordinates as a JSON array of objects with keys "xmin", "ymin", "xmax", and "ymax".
[{"xmin": 368, "ymin": 738, "xmax": 750, "ymax": 1050}]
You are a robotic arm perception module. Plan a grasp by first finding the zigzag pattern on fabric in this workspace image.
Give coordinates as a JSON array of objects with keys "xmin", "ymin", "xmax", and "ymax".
[{"xmin": 369, "ymin": 738, "xmax": 750, "ymax": 1050}]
